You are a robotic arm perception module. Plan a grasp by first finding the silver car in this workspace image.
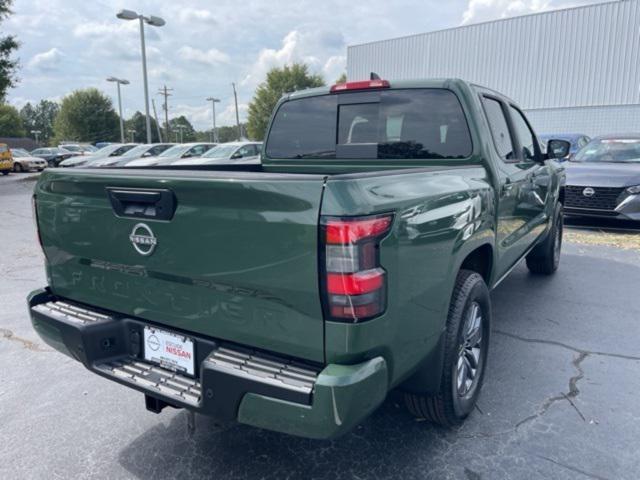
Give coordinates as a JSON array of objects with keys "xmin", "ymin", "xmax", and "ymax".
[
  {"xmin": 11, "ymin": 148, "xmax": 47, "ymax": 172},
  {"xmin": 171, "ymin": 142, "xmax": 262, "ymax": 166},
  {"xmin": 61, "ymin": 144, "xmax": 138, "ymax": 167},
  {"xmin": 125, "ymin": 143, "xmax": 216, "ymax": 167},
  {"xmin": 92, "ymin": 143, "xmax": 176, "ymax": 167}
]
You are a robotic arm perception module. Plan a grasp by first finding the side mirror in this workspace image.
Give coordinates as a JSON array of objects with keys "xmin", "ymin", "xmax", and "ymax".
[
  {"xmin": 546, "ymin": 139, "xmax": 571, "ymax": 160},
  {"xmin": 141, "ymin": 152, "xmax": 151, "ymax": 157},
  {"xmin": 230, "ymin": 152, "xmax": 242, "ymax": 159}
]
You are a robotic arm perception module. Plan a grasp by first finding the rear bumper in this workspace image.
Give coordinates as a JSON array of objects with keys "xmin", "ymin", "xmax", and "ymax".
[{"xmin": 28, "ymin": 288, "xmax": 388, "ymax": 439}]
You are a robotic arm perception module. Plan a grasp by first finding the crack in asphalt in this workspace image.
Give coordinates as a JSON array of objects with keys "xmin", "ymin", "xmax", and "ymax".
[
  {"xmin": 494, "ymin": 330, "xmax": 640, "ymax": 361},
  {"xmin": 0, "ymin": 328, "xmax": 52, "ymax": 352},
  {"xmin": 515, "ymin": 352, "xmax": 588, "ymax": 429},
  {"xmin": 464, "ymin": 330, "xmax": 640, "ymax": 438},
  {"xmin": 536, "ymin": 455, "xmax": 611, "ymax": 480}
]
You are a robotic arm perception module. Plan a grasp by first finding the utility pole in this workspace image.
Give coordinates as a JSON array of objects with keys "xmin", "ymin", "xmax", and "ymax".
[
  {"xmin": 158, "ymin": 85, "xmax": 173, "ymax": 140},
  {"xmin": 232, "ymin": 82, "xmax": 241, "ymax": 140},
  {"xmin": 128, "ymin": 129, "xmax": 136, "ymax": 143},
  {"xmin": 151, "ymin": 99, "xmax": 163, "ymax": 142},
  {"xmin": 206, "ymin": 97, "xmax": 220, "ymax": 143}
]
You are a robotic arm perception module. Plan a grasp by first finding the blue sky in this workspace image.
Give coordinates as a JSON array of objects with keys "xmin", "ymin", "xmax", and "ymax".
[{"xmin": 5, "ymin": 0, "xmax": 604, "ymax": 130}]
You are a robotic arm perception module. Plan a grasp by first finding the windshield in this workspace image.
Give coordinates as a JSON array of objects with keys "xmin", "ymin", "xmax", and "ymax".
[
  {"xmin": 90, "ymin": 144, "xmax": 123, "ymax": 158},
  {"xmin": 61, "ymin": 145, "xmax": 81, "ymax": 152},
  {"xmin": 118, "ymin": 145, "xmax": 150, "ymax": 158},
  {"xmin": 201, "ymin": 144, "xmax": 237, "ymax": 159},
  {"xmin": 158, "ymin": 145, "xmax": 191, "ymax": 158},
  {"xmin": 573, "ymin": 138, "xmax": 640, "ymax": 163},
  {"xmin": 12, "ymin": 148, "xmax": 29, "ymax": 157},
  {"xmin": 266, "ymin": 89, "xmax": 472, "ymax": 160}
]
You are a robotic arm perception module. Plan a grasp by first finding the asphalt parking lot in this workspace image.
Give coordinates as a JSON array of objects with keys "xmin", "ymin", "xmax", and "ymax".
[{"xmin": 2, "ymin": 173, "xmax": 640, "ymax": 480}]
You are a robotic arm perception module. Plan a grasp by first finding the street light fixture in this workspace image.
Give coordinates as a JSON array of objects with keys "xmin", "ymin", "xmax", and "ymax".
[
  {"xmin": 116, "ymin": 9, "xmax": 165, "ymax": 144},
  {"xmin": 31, "ymin": 130, "xmax": 42, "ymax": 145},
  {"xmin": 106, "ymin": 77, "xmax": 130, "ymax": 143},
  {"xmin": 206, "ymin": 97, "xmax": 220, "ymax": 143}
]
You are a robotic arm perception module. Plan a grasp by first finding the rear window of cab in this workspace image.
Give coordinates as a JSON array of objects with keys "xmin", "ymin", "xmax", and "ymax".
[{"xmin": 266, "ymin": 89, "xmax": 472, "ymax": 160}]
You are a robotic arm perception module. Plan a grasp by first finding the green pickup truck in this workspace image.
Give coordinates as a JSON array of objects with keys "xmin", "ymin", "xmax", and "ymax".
[{"xmin": 28, "ymin": 78, "xmax": 569, "ymax": 439}]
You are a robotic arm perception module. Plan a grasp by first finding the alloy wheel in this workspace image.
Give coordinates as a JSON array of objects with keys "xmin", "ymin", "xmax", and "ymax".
[{"xmin": 456, "ymin": 302, "xmax": 483, "ymax": 397}]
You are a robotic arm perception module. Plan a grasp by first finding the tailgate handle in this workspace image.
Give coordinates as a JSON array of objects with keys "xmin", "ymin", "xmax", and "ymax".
[{"xmin": 107, "ymin": 188, "xmax": 176, "ymax": 221}]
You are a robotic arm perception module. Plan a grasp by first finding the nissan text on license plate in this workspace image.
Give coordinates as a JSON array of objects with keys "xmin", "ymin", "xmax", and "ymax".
[{"xmin": 143, "ymin": 326, "xmax": 195, "ymax": 376}]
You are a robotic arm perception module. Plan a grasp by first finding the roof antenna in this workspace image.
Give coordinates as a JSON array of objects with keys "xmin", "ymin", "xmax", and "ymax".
[{"xmin": 370, "ymin": 72, "xmax": 381, "ymax": 80}]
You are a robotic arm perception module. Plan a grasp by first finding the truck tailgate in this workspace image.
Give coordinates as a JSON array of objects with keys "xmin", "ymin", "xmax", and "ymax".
[{"xmin": 35, "ymin": 169, "xmax": 327, "ymax": 362}]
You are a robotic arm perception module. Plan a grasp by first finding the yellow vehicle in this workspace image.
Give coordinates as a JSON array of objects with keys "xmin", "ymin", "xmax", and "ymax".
[{"xmin": 0, "ymin": 143, "xmax": 13, "ymax": 175}]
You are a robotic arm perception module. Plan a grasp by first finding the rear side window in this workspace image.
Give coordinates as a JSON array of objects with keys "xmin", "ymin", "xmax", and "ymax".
[
  {"xmin": 482, "ymin": 97, "xmax": 515, "ymax": 161},
  {"xmin": 266, "ymin": 89, "xmax": 472, "ymax": 160},
  {"xmin": 509, "ymin": 106, "xmax": 538, "ymax": 161},
  {"xmin": 0, "ymin": 145, "xmax": 7, "ymax": 153}
]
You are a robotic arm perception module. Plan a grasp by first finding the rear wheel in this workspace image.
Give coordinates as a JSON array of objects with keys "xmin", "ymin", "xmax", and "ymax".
[
  {"xmin": 526, "ymin": 202, "xmax": 563, "ymax": 275},
  {"xmin": 404, "ymin": 270, "xmax": 491, "ymax": 426}
]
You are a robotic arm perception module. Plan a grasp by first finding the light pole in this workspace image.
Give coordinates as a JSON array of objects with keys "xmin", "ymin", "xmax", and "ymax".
[
  {"xmin": 106, "ymin": 77, "xmax": 129, "ymax": 143},
  {"xmin": 31, "ymin": 130, "xmax": 41, "ymax": 145},
  {"xmin": 116, "ymin": 9, "xmax": 165, "ymax": 144},
  {"xmin": 206, "ymin": 97, "xmax": 220, "ymax": 143},
  {"xmin": 128, "ymin": 129, "xmax": 136, "ymax": 143},
  {"xmin": 176, "ymin": 125, "xmax": 187, "ymax": 143}
]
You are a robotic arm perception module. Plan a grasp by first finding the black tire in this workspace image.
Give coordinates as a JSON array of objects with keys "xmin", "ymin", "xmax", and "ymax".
[
  {"xmin": 1, "ymin": 170, "xmax": 9, "ymax": 176},
  {"xmin": 526, "ymin": 202, "xmax": 563, "ymax": 275},
  {"xmin": 404, "ymin": 270, "xmax": 491, "ymax": 426},
  {"xmin": 13, "ymin": 162, "xmax": 23, "ymax": 173}
]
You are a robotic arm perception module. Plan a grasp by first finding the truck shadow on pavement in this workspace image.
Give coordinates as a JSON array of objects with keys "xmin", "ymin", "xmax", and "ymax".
[{"xmin": 117, "ymin": 252, "xmax": 640, "ymax": 480}]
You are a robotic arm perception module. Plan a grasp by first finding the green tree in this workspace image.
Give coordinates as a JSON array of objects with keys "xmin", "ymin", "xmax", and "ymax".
[
  {"xmin": 124, "ymin": 111, "xmax": 161, "ymax": 143},
  {"xmin": 0, "ymin": 103, "xmax": 25, "ymax": 136},
  {"xmin": 0, "ymin": 0, "xmax": 19, "ymax": 102},
  {"xmin": 335, "ymin": 73, "xmax": 347, "ymax": 84},
  {"xmin": 20, "ymin": 99, "xmax": 59, "ymax": 144},
  {"xmin": 168, "ymin": 115, "xmax": 196, "ymax": 142},
  {"xmin": 53, "ymin": 88, "xmax": 119, "ymax": 143},
  {"xmin": 247, "ymin": 63, "xmax": 324, "ymax": 141}
]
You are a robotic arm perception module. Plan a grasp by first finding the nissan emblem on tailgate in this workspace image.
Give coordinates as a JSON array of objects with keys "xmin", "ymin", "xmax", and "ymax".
[{"xmin": 129, "ymin": 223, "xmax": 157, "ymax": 256}]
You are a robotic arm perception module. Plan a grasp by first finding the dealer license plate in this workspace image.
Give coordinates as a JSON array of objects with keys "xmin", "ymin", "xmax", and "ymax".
[{"xmin": 143, "ymin": 326, "xmax": 195, "ymax": 376}]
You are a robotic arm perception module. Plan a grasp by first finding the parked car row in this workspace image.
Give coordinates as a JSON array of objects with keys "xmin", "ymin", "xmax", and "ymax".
[{"xmin": 59, "ymin": 141, "xmax": 263, "ymax": 168}]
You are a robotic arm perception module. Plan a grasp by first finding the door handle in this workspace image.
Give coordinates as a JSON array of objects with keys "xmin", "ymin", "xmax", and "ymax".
[{"xmin": 106, "ymin": 188, "xmax": 176, "ymax": 221}]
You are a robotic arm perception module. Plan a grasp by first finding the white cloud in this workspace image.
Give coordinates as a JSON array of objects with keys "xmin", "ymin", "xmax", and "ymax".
[
  {"xmin": 73, "ymin": 21, "xmax": 138, "ymax": 38},
  {"xmin": 28, "ymin": 48, "xmax": 64, "ymax": 71},
  {"xmin": 242, "ymin": 29, "xmax": 345, "ymax": 87},
  {"xmin": 178, "ymin": 46, "xmax": 230, "ymax": 66},
  {"xmin": 460, "ymin": 0, "xmax": 600, "ymax": 25},
  {"xmin": 177, "ymin": 8, "xmax": 217, "ymax": 24},
  {"xmin": 322, "ymin": 55, "xmax": 347, "ymax": 83}
]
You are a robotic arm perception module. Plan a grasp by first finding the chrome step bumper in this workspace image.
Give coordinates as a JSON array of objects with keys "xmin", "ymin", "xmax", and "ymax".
[
  {"xmin": 96, "ymin": 359, "xmax": 203, "ymax": 406},
  {"xmin": 28, "ymin": 290, "xmax": 322, "ymax": 420}
]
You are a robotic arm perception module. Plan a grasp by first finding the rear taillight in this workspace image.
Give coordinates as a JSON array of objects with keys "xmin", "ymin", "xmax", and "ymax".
[{"xmin": 320, "ymin": 213, "xmax": 393, "ymax": 322}]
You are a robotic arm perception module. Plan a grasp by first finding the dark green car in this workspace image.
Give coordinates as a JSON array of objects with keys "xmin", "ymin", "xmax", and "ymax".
[{"xmin": 28, "ymin": 78, "xmax": 568, "ymax": 439}]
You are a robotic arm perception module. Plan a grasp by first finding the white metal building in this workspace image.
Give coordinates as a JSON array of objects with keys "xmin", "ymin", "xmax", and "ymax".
[{"xmin": 347, "ymin": 0, "xmax": 640, "ymax": 137}]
